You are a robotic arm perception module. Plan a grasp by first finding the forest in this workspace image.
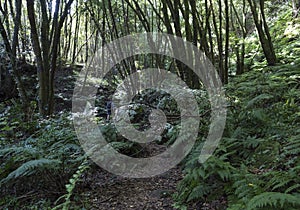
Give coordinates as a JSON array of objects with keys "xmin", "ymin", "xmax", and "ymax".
[{"xmin": 0, "ymin": 0, "xmax": 300, "ymax": 209}]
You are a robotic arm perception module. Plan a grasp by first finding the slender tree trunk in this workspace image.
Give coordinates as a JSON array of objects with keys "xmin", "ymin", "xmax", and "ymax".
[
  {"xmin": 64, "ymin": 13, "xmax": 72, "ymax": 61},
  {"xmin": 224, "ymin": 0, "xmax": 229, "ymax": 84},
  {"xmin": 218, "ymin": 0, "xmax": 224, "ymax": 83},
  {"xmin": 247, "ymin": 0, "xmax": 276, "ymax": 66},
  {"xmin": 205, "ymin": 0, "xmax": 215, "ymax": 64},
  {"xmin": 27, "ymin": 0, "xmax": 48, "ymax": 116},
  {"xmin": 48, "ymin": 0, "xmax": 75, "ymax": 114},
  {"xmin": 27, "ymin": 0, "xmax": 74, "ymax": 116},
  {"xmin": 0, "ymin": 0, "xmax": 29, "ymax": 115},
  {"xmin": 84, "ymin": 12, "xmax": 89, "ymax": 63},
  {"xmin": 72, "ymin": 0, "xmax": 80, "ymax": 64},
  {"xmin": 259, "ymin": 0, "xmax": 276, "ymax": 64},
  {"xmin": 125, "ymin": 0, "xmax": 150, "ymax": 32},
  {"xmin": 231, "ymin": 0, "xmax": 247, "ymax": 75}
]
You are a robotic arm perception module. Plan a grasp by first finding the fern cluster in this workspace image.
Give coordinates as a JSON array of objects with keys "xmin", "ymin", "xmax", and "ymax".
[
  {"xmin": 0, "ymin": 114, "xmax": 85, "ymax": 208},
  {"xmin": 174, "ymin": 31, "xmax": 300, "ymax": 209}
]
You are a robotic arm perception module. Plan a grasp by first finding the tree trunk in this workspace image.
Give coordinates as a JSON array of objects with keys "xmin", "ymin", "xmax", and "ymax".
[
  {"xmin": 27, "ymin": 0, "xmax": 49, "ymax": 116},
  {"xmin": 48, "ymin": 0, "xmax": 75, "ymax": 114},
  {"xmin": 248, "ymin": 0, "xmax": 276, "ymax": 66},
  {"xmin": 0, "ymin": 0, "xmax": 29, "ymax": 115},
  {"xmin": 224, "ymin": 0, "xmax": 229, "ymax": 84},
  {"xmin": 231, "ymin": 0, "xmax": 247, "ymax": 75},
  {"xmin": 72, "ymin": 0, "xmax": 80, "ymax": 64},
  {"xmin": 218, "ymin": 0, "xmax": 224, "ymax": 83},
  {"xmin": 27, "ymin": 0, "xmax": 74, "ymax": 117}
]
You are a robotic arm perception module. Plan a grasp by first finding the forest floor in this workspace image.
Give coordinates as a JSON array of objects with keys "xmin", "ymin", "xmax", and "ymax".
[
  {"xmin": 54, "ymin": 67, "xmax": 185, "ymax": 209},
  {"xmin": 52, "ymin": 65, "xmax": 229, "ymax": 210},
  {"xmin": 81, "ymin": 159, "xmax": 183, "ymax": 209},
  {"xmin": 54, "ymin": 66, "xmax": 224, "ymax": 210}
]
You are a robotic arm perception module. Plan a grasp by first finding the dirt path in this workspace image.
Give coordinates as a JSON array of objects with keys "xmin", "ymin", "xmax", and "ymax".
[
  {"xmin": 82, "ymin": 165, "xmax": 183, "ymax": 209},
  {"xmin": 54, "ymin": 67, "xmax": 184, "ymax": 209}
]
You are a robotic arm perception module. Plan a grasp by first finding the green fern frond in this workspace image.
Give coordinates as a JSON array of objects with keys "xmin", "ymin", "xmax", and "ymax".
[
  {"xmin": 247, "ymin": 192, "xmax": 300, "ymax": 210},
  {"xmin": 285, "ymin": 184, "xmax": 300, "ymax": 194},
  {"xmin": 243, "ymin": 137, "xmax": 264, "ymax": 149},
  {"xmin": 187, "ymin": 184, "xmax": 212, "ymax": 202},
  {"xmin": 226, "ymin": 202, "xmax": 246, "ymax": 210},
  {"xmin": 62, "ymin": 143, "xmax": 82, "ymax": 152},
  {"xmin": 49, "ymin": 142, "xmax": 82, "ymax": 155},
  {"xmin": 263, "ymin": 171, "xmax": 295, "ymax": 192},
  {"xmin": 1, "ymin": 159, "xmax": 61, "ymax": 184},
  {"xmin": 283, "ymin": 134, "xmax": 300, "ymax": 155},
  {"xmin": 246, "ymin": 93, "xmax": 273, "ymax": 108},
  {"xmin": 233, "ymin": 180, "xmax": 253, "ymax": 199},
  {"xmin": 0, "ymin": 146, "xmax": 39, "ymax": 158}
]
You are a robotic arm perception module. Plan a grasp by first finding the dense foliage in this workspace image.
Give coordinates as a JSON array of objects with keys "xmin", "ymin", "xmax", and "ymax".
[
  {"xmin": 174, "ymin": 16, "xmax": 300, "ymax": 209},
  {"xmin": 0, "ymin": 0, "xmax": 299, "ymax": 209}
]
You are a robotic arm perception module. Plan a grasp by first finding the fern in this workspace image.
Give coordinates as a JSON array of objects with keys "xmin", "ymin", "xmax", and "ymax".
[
  {"xmin": 262, "ymin": 170, "xmax": 297, "ymax": 192},
  {"xmin": 0, "ymin": 146, "xmax": 41, "ymax": 180},
  {"xmin": 186, "ymin": 184, "xmax": 212, "ymax": 202},
  {"xmin": 176, "ymin": 59, "xmax": 300, "ymax": 209},
  {"xmin": 53, "ymin": 158, "xmax": 90, "ymax": 210},
  {"xmin": 283, "ymin": 134, "xmax": 300, "ymax": 156},
  {"xmin": 0, "ymin": 146, "xmax": 40, "ymax": 160},
  {"xmin": 246, "ymin": 93, "xmax": 273, "ymax": 108},
  {"xmin": 0, "ymin": 113, "xmax": 85, "ymax": 201},
  {"xmin": 226, "ymin": 203, "xmax": 245, "ymax": 210},
  {"xmin": 175, "ymin": 155, "xmax": 236, "ymax": 207},
  {"xmin": 285, "ymin": 184, "xmax": 300, "ymax": 194},
  {"xmin": 1, "ymin": 159, "xmax": 61, "ymax": 184},
  {"xmin": 247, "ymin": 192, "xmax": 300, "ymax": 210},
  {"xmin": 231, "ymin": 167, "xmax": 264, "ymax": 202}
]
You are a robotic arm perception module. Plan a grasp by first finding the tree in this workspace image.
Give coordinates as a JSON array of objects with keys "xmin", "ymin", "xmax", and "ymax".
[
  {"xmin": 0, "ymin": 0, "xmax": 284, "ymax": 118},
  {"xmin": 247, "ymin": 0, "xmax": 277, "ymax": 66},
  {"xmin": 224, "ymin": 0, "xmax": 229, "ymax": 84},
  {"xmin": 231, "ymin": 0, "xmax": 249, "ymax": 75},
  {"xmin": 26, "ymin": 0, "xmax": 74, "ymax": 116},
  {"xmin": 0, "ymin": 0, "xmax": 29, "ymax": 114}
]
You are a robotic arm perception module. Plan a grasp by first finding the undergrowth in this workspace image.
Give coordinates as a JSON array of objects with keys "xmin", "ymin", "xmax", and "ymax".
[
  {"xmin": 0, "ymin": 112, "xmax": 86, "ymax": 209},
  {"xmin": 174, "ymin": 14, "xmax": 300, "ymax": 210}
]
